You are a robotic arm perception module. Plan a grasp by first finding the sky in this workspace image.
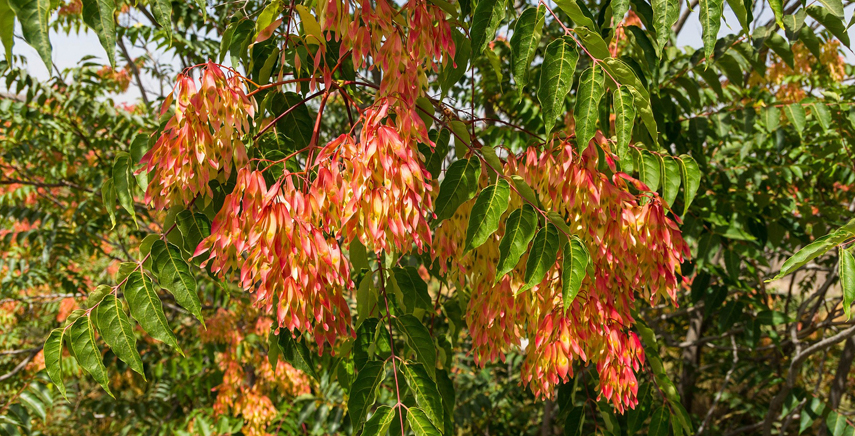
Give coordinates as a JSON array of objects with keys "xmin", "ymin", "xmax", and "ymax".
[{"xmin": 5, "ymin": 2, "xmax": 852, "ymax": 104}]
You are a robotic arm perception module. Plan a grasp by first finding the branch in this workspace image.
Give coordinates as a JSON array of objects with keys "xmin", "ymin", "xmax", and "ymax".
[
  {"xmin": 117, "ymin": 37, "xmax": 150, "ymax": 107},
  {"xmin": 0, "ymin": 347, "xmax": 41, "ymax": 382}
]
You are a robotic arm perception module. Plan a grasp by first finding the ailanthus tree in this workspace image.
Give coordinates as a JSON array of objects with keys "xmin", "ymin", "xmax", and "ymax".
[{"xmin": 1, "ymin": 0, "xmax": 855, "ymax": 434}]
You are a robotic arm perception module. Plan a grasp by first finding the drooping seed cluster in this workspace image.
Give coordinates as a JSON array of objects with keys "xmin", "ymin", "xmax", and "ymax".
[
  {"xmin": 141, "ymin": 62, "xmax": 254, "ymax": 210},
  {"xmin": 196, "ymin": 169, "xmax": 353, "ymax": 350},
  {"xmin": 434, "ymin": 141, "xmax": 689, "ymax": 411}
]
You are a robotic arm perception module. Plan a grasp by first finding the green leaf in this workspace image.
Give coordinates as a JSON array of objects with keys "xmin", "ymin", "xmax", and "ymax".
[
  {"xmin": 840, "ymin": 247, "xmax": 855, "ymax": 320},
  {"xmin": 465, "ymin": 179, "xmax": 511, "ymax": 251},
  {"xmin": 537, "ymin": 36, "xmax": 579, "ymax": 135},
  {"xmin": 725, "ymin": 0, "xmax": 751, "ymax": 34},
  {"xmin": 112, "ymin": 153, "xmax": 137, "ymax": 227},
  {"xmin": 561, "ymin": 237, "xmax": 589, "ymax": 312},
  {"xmin": 768, "ymin": 0, "xmax": 784, "ymax": 28},
  {"xmin": 449, "ymin": 120, "xmax": 471, "ymax": 159},
  {"xmin": 660, "ymin": 155, "xmax": 681, "ymax": 208},
  {"xmin": 8, "ymin": 0, "xmax": 52, "ymax": 70},
  {"xmin": 268, "ymin": 92, "xmax": 315, "ymax": 149},
  {"xmin": 640, "ymin": 150, "xmax": 661, "ymax": 193},
  {"xmin": 784, "ymin": 103, "xmax": 806, "ymax": 136},
  {"xmin": 564, "ymin": 406, "xmax": 585, "ymax": 436},
  {"xmin": 392, "ymin": 266, "xmax": 433, "ymax": 315},
  {"xmin": 151, "ymin": 240, "xmax": 204, "ymax": 325},
  {"xmin": 0, "ymin": 0, "xmax": 15, "ymax": 63},
  {"xmin": 416, "ymin": 97, "xmax": 435, "ymax": 131},
  {"xmin": 496, "ymin": 204, "xmax": 539, "ymax": 282},
  {"xmin": 123, "ymin": 271, "xmax": 182, "ymax": 353},
  {"xmin": 395, "ymin": 314, "xmax": 437, "ymax": 379},
  {"xmin": 521, "ymin": 223, "xmax": 560, "ymax": 292},
  {"xmin": 613, "ymin": 86, "xmax": 636, "ymax": 158},
  {"xmin": 648, "ymin": 407, "xmax": 670, "ymax": 436},
  {"xmin": 80, "ymin": 0, "xmax": 117, "ymax": 66},
  {"xmin": 176, "ymin": 210, "xmax": 211, "ymax": 254},
  {"xmin": 440, "ymin": 29, "xmax": 470, "ymax": 97},
  {"xmin": 150, "ymin": 0, "xmax": 173, "ymax": 44},
  {"xmin": 422, "ymin": 129, "xmax": 451, "ymax": 179},
  {"xmin": 510, "ymin": 175, "xmax": 540, "ymax": 207},
  {"xmin": 434, "ymin": 158, "xmax": 481, "ymax": 223},
  {"xmin": 626, "ymin": 384, "xmax": 652, "ymax": 434},
  {"xmin": 470, "ymin": 0, "xmax": 505, "ymax": 54},
  {"xmin": 813, "ymin": 103, "xmax": 832, "ymax": 131},
  {"xmin": 678, "ymin": 155, "xmax": 700, "ymax": 216},
  {"xmin": 765, "ymin": 32, "xmax": 794, "ymax": 68},
  {"xmin": 43, "ymin": 329, "xmax": 66, "ymax": 400},
  {"xmin": 818, "ymin": 0, "xmax": 844, "ymax": 19},
  {"xmin": 267, "ymin": 327, "xmax": 280, "ymax": 367},
  {"xmin": 699, "ymin": 0, "xmax": 723, "ymax": 60},
  {"xmin": 601, "ymin": 59, "xmax": 657, "ymax": 144},
  {"xmin": 101, "ymin": 178, "xmax": 117, "ymax": 229},
  {"xmin": 436, "ymin": 369, "xmax": 455, "ymax": 434},
  {"xmin": 769, "ymin": 228, "xmax": 853, "ymax": 281},
  {"xmin": 574, "ymin": 27, "xmax": 610, "ymax": 59},
  {"xmin": 96, "ymin": 294, "xmax": 145, "ymax": 378},
  {"xmin": 613, "ymin": 0, "xmax": 630, "ymax": 24},
  {"xmin": 765, "ymin": 106, "xmax": 781, "ymax": 131},
  {"xmin": 403, "ymin": 362, "xmax": 444, "ymax": 430},
  {"xmin": 783, "ymin": 9, "xmax": 806, "ymax": 41},
  {"xmin": 553, "ymin": 0, "xmax": 597, "ymax": 29},
  {"xmin": 826, "ymin": 409, "xmax": 855, "ymax": 436},
  {"xmin": 363, "ymin": 405, "xmax": 396, "ymax": 436},
  {"xmin": 510, "ymin": 6, "xmax": 545, "ymax": 97},
  {"xmin": 806, "ymin": 5, "xmax": 850, "ymax": 47},
  {"xmin": 652, "ymin": 0, "xmax": 679, "ymax": 50},
  {"xmin": 347, "ymin": 360, "xmax": 386, "ymax": 434},
  {"xmin": 408, "ymin": 407, "xmax": 443, "ymax": 436},
  {"xmin": 575, "ymin": 66, "xmax": 606, "ymax": 153},
  {"xmin": 278, "ymin": 332, "xmax": 318, "ymax": 379},
  {"xmin": 70, "ymin": 315, "xmax": 113, "ymax": 397}
]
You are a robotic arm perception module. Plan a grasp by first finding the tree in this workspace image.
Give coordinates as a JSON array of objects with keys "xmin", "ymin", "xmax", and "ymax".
[{"xmin": 0, "ymin": 0, "xmax": 854, "ymax": 434}]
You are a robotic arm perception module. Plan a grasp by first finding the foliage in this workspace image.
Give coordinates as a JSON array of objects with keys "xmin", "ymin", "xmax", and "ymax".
[{"xmin": 0, "ymin": 0, "xmax": 855, "ymax": 434}]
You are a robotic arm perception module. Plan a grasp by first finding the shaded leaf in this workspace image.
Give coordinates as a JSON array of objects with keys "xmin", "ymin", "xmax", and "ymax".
[
  {"xmin": 396, "ymin": 315, "xmax": 437, "ymax": 379},
  {"xmin": 496, "ymin": 204, "xmax": 539, "ymax": 282},
  {"xmin": 347, "ymin": 360, "xmax": 386, "ymax": 434},
  {"xmin": 521, "ymin": 223, "xmax": 560, "ymax": 292},
  {"xmin": 392, "ymin": 266, "xmax": 433, "ymax": 314},
  {"xmin": 434, "ymin": 158, "xmax": 481, "ymax": 223}
]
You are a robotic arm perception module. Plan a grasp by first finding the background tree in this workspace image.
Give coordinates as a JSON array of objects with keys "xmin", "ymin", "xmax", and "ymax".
[{"xmin": 0, "ymin": 0, "xmax": 853, "ymax": 434}]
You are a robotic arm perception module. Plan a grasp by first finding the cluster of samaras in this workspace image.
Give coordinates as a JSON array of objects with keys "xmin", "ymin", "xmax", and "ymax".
[
  {"xmin": 433, "ymin": 142, "xmax": 688, "ymax": 411},
  {"xmin": 142, "ymin": 0, "xmax": 687, "ymax": 412}
]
